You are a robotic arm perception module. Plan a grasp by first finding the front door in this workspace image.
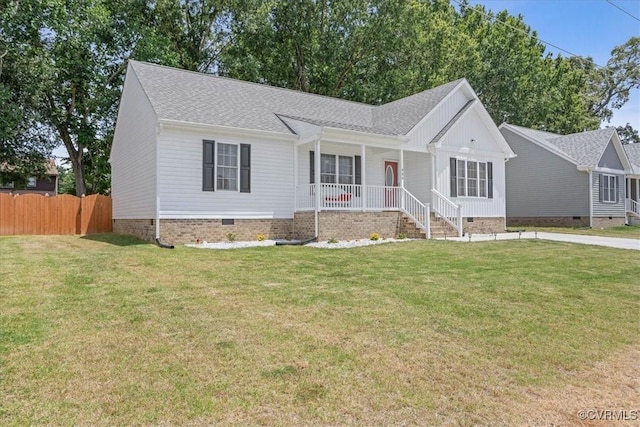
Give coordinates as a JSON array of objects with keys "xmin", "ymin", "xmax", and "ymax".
[{"xmin": 384, "ymin": 161, "xmax": 398, "ymax": 208}]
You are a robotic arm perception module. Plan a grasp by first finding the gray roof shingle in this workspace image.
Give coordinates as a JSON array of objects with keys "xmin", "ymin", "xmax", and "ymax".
[
  {"xmin": 130, "ymin": 60, "xmax": 461, "ymax": 136},
  {"xmin": 624, "ymin": 143, "xmax": 640, "ymax": 174},
  {"xmin": 505, "ymin": 124, "xmax": 617, "ymax": 168}
]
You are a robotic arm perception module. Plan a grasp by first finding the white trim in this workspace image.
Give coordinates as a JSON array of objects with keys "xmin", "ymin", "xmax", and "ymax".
[
  {"xmin": 215, "ymin": 142, "xmax": 240, "ymax": 192},
  {"xmin": 405, "ymin": 79, "xmax": 467, "ymax": 137},
  {"xmin": 155, "ymin": 124, "xmax": 161, "ymax": 239},
  {"xmin": 499, "ymin": 123, "xmax": 577, "ymax": 166},
  {"xmin": 594, "ymin": 167, "xmax": 627, "ymax": 174},
  {"xmin": 589, "ymin": 171, "xmax": 593, "ymax": 227},
  {"xmin": 437, "ymin": 103, "xmax": 516, "ymax": 158}
]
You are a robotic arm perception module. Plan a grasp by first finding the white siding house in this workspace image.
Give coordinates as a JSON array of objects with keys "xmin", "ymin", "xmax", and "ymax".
[{"xmin": 111, "ymin": 61, "xmax": 516, "ymax": 244}]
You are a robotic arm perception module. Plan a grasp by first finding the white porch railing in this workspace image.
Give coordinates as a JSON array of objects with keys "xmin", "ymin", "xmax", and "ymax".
[
  {"xmin": 627, "ymin": 198, "xmax": 640, "ymax": 218},
  {"xmin": 296, "ymin": 184, "xmax": 430, "ymax": 237},
  {"xmin": 401, "ymin": 188, "xmax": 430, "ymax": 238},
  {"xmin": 431, "ymin": 189, "xmax": 463, "ymax": 237}
]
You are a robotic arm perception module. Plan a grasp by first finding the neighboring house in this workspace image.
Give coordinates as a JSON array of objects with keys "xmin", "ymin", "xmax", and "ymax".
[
  {"xmin": 499, "ymin": 124, "xmax": 632, "ymax": 228},
  {"xmin": 623, "ymin": 143, "xmax": 640, "ymax": 225},
  {"xmin": 110, "ymin": 60, "xmax": 516, "ymax": 244},
  {"xmin": 0, "ymin": 159, "xmax": 59, "ymax": 196}
]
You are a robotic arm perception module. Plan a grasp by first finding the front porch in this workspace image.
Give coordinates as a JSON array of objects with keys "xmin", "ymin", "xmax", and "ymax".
[
  {"xmin": 295, "ymin": 183, "xmax": 465, "ymax": 239},
  {"xmin": 626, "ymin": 176, "xmax": 640, "ymax": 223}
]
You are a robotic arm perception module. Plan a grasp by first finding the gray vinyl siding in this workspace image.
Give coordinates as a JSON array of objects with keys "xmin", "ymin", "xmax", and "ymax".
[
  {"xmin": 592, "ymin": 172, "xmax": 625, "ymax": 217},
  {"xmin": 502, "ymin": 128, "xmax": 589, "ymax": 217},
  {"xmin": 598, "ymin": 141, "xmax": 624, "ymax": 170}
]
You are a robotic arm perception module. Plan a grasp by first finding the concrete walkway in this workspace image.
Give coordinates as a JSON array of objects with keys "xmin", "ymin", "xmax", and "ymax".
[{"xmin": 438, "ymin": 231, "xmax": 640, "ymax": 251}]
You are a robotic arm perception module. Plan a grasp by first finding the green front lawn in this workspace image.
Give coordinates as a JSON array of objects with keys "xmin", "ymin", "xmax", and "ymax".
[{"xmin": 1, "ymin": 235, "xmax": 638, "ymax": 425}]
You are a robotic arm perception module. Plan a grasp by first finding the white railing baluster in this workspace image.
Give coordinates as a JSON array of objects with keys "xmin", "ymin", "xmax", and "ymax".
[{"xmin": 431, "ymin": 189, "xmax": 462, "ymax": 237}]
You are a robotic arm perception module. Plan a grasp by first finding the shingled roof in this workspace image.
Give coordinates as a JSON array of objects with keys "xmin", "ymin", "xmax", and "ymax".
[
  {"xmin": 624, "ymin": 143, "xmax": 640, "ymax": 175},
  {"xmin": 129, "ymin": 60, "xmax": 463, "ymax": 137},
  {"xmin": 503, "ymin": 124, "xmax": 619, "ymax": 168}
]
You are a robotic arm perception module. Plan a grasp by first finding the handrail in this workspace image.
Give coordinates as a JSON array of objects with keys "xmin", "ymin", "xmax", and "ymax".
[
  {"xmin": 431, "ymin": 189, "xmax": 462, "ymax": 237},
  {"xmin": 627, "ymin": 198, "xmax": 640, "ymax": 217},
  {"xmin": 400, "ymin": 188, "xmax": 430, "ymax": 238}
]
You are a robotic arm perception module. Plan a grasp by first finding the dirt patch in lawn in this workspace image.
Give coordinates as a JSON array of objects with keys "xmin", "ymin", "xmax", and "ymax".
[{"xmin": 514, "ymin": 345, "xmax": 639, "ymax": 426}]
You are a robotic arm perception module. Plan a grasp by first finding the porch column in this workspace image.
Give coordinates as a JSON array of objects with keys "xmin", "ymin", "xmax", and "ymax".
[
  {"xmin": 293, "ymin": 143, "xmax": 298, "ymax": 210},
  {"xmin": 588, "ymin": 171, "xmax": 593, "ymax": 228},
  {"xmin": 361, "ymin": 144, "xmax": 366, "ymax": 211},
  {"xmin": 636, "ymin": 178, "xmax": 639, "ymax": 202},
  {"xmin": 400, "ymin": 149, "xmax": 405, "ymax": 210},
  {"xmin": 314, "ymin": 139, "xmax": 321, "ymax": 237}
]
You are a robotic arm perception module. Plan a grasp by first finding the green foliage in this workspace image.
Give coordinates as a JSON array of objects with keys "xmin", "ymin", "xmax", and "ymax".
[
  {"xmin": 2, "ymin": 0, "xmax": 637, "ymax": 191},
  {"xmin": 613, "ymin": 123, "xmax": 640, "ymax": 145}
]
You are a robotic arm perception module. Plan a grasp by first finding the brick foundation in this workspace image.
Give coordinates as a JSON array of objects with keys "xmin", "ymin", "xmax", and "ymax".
[
  {"xmin": 592, "ymin": 217, "xmax": 625, "ymax": 228},
  {"xmin": 113, "ymin": 219, "xmax": 156, "ymax": 242},
  {"xmin": 462, "ymin": 217, "xmax": 506, "ymax": 234},
  {"xmin": 507, "ymin": 217, "xmax": 590, "ymax": 228},
  {"xmin": 160, "ymin": 218, "xmax": 293, "ymax": 245},
  {"xmin": 293, "ymin": 210, "xmax": 403, "ymax": 241}
]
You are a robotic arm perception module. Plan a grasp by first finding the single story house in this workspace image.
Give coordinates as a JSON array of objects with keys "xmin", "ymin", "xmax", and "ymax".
[
  {"xmin": 499, "ymin": 123, "xmax": 632, "ymax": 228},
  {"xmin": 0, "ymin": 159, "xmax": 59, "ymax": 196},
  {"xmin": 623, "ymin": 143, "xmax": 640, "ymax": 225},
  {"xmin": 110, "ymin": 60, "xmax": 516, "ymax": 244}
]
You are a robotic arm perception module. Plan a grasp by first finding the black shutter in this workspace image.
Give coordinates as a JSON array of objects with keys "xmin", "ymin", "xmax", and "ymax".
[
  {"xmin": 203, "ymin": 140, "xmax": 215, "ymax": 191},
  {"xmin": 309, "ymin": 151, "xmax": 315, "ymax": 184},
  {"xmin": 450, "ymin": 158, "xmax": 457, "ymax": 197},
  {"xmin": 615, "ymin": 175, "xmax": 619, "ymax": 203},
  {"xmin": 240, "ymin": 144, "xmax": 251, "ymax": 193},
  {"xmin": 354, "ymin": 155, "xmax": 361, "ymax": 196},
  {"xmin": 487, "ymin": 162, "xmax": 493, "ymax": 199}
]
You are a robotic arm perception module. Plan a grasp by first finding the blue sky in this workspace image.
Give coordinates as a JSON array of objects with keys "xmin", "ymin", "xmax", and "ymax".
[{"xmin": 466, "ymin": 0, "xmax": 640, "ymax": 129}]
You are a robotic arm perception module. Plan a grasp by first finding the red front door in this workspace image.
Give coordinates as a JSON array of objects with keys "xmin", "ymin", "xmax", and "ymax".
[{"xmin": 384, "ymin": 161, "xmax": 398, "ymax": 208}]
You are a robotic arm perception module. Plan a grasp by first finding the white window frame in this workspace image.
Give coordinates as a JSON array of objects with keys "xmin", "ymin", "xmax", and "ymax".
[
  {"xmin": 216, "ymin": 143, "xmax": 239, "ymax": 191},
  {"xmin": 456, "ymin": 159, "xmax": 488, "ymax": 198},
  {"xmin": 602, "ymin": 174, "xmax": 617, "ymax": 203},
  {"xmin": 320, "ymin": 154, "xmax": 353, "ymax": 184}
]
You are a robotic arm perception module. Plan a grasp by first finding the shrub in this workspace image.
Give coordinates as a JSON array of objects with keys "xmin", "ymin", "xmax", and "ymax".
[
  {"xmin": 370, "ymin": 232, "xmax": 380, "ymax": 241},
  {"xmin": 226, "ymin": 233, "xmax": 236, "ymax": 242},
  {"xmin": 328, "ymin": 237, "xmax": 338, "ymax": 244},
  {"xmin": 256, "ymin": 234, "xmax": 266, "ymax": 241}
]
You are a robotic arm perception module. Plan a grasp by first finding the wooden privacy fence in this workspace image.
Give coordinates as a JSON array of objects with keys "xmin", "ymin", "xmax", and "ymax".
[{"xmin": 0, "ymin": 193, "xmax": 112, "ymax": 235}]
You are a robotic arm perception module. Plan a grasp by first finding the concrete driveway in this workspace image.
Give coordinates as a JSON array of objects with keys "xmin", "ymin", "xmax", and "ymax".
[{"xmin": 439, "ymin": 231, "xmax": 640, "ymax": 251}]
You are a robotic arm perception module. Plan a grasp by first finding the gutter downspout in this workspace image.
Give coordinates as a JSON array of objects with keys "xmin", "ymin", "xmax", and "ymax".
[{"xmin": 155, "ymin": 123, "xmax": 174, "ymax": 249}]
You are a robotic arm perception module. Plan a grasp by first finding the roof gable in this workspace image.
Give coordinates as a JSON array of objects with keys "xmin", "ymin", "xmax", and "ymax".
[
  {"xmin": 128, "ymin": 60, "xmax": 462, "ymax": 138},
  {"xmin": 500, "ymin": 124, "xmax": 629, "ymax": 171}
]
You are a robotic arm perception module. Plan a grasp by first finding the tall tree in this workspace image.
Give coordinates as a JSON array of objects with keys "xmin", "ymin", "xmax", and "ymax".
[
  {"xmin": 613, "ymin": 123, "xmax": 640, "ymax": 145},
  {"xmin": 1, "ymin": 0, "xmax": 232, "ymax": 195},
  {"xmin": 583, "ymin": 37, "xmax": 640, "ymax": 123}
]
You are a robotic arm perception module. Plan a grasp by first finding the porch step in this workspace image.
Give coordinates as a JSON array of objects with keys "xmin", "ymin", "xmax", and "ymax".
[
  {"xmin": 429, "ymin": 213, "xmax": 459, "ymax": 239},
  {"xmin": 400, "ymin": 214, "xmax": 459, "ymax": 239}
]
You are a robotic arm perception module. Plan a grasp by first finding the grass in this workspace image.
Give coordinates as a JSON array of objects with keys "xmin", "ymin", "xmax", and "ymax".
[
  {"xmin": 508, "ymin": 224, "xmax": 640, "ymax": 238},
  {"xmin": 1, "ymin": 234, "xmax": 639, "ymax": 425}
]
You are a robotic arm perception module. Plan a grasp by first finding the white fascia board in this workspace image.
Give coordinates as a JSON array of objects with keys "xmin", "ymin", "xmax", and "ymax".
[
  {"xmin": 405, "ymin": 79, "xmax": 468, "ymax": 138},
  {"xmin": 592, "ymin": 166, "xmax": 629, "ymax": 174},
  {"xmin": 157, "ymin": 119, "xmax": 298, "ymax": 142},
  {"xmin": 432, "ymin": 99, "xmax": 477, "ymax": 148},
  {"xmin": 319, "ymin": 127, "xmax": 408, "ymax": 146},
  {"xmin": 501, "ymin": 124, "xmax": 577, "ymax": 166},
  {"xmin": 471, "ymin": 102, "xmax": 516, "ymax": 158}
]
